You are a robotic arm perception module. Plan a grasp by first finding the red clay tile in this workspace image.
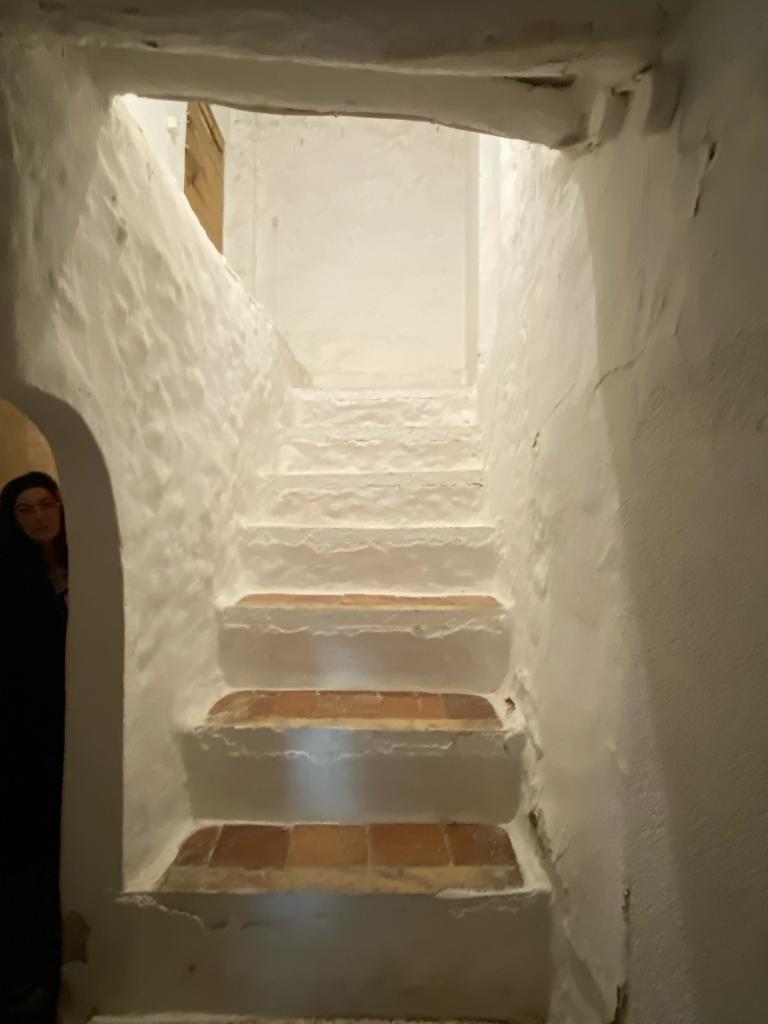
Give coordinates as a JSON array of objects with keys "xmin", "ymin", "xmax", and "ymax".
[
  {"xmin": 445, "ymin": 824, "xmax": 517, "ymax": 866},
  {"xmin": 416, "ymin": 694, "xmax": 447, "ymax": 717},
  {"xmin": 313, "ymin": 691, "xmax": 383, "ymax": 718},
  {"xmin": 369, "ymin": 823, "xmax": 450, "ymax": 867},
  {"xmin": 209, "ymin": 691, "xmax": 250, "ymax": 716},
  {"xmin": 210, "ymin": 825, "xmax": 290, "ymax": 869},
  {"xmin": 288, "ymin": 825, "xmax": 368, "ymax": 868},
  {"xmin": 272, "ymin": 691, "xmax": 319, "ymax": 717},
  {"xmin": 174, "ymin": 826, "xmax": 221, "ymax": 867},
  {"xmin": 209, "ymin": 690, "xmax": 276, "ymax": 722},
  {"xmin": 373, "ymin": 693, "xmax": 424, "ymax": 718},
  {"xmin": 373, "ymin": 692, "xmax": 446, "ymax": 719},
  {"xmin": 443, "ymin": 694, "xmax": 497, "ymax": 720}
]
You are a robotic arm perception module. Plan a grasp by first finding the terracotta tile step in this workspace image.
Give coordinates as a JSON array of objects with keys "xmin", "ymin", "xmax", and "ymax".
[
  {"xmin": 207, "ymin": 689, "xmax": 503, "ymax": 730},
  {"xmin": 160, "ymin": 821, "xmax": 523, "ymax": 894},
  {"xmin": 237, "ymin": 592, "xmax": 502, "ymax": 609}
]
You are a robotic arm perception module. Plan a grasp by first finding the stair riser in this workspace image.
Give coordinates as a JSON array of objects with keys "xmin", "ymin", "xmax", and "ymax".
[
  {"xmin": 183, "ymin": 726, "xmax": 523, "ymax": 824},
  {"xmin": 291, "ymin": 391, "xmax": 476, "ymax": 431},
  {"xmin": 310, "ymin": 369, "xmax": 466, "ymax": 390},
  {"xmin": 218, "ymin": 607, "xmax": 510, "ymax": 692},
  {"xmin": 238, "ymin": 528, "xmax": 500, "ymax": 592},
  {"xmin": 104, "ymin": 889, "xmax": 551, "ymax": 1021},
  {"xmin": 261, "ymin": 479, "xmax": 486, "ymax": 524},
  {"xmin": 278, "ymin": 436, "xmax": 482, "ymax": 473}
]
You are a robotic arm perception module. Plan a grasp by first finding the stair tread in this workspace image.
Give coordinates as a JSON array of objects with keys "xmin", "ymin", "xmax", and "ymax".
[
  {"xmin": 272, "ymin": 468, "xmax": 483, "ymax": 479},
  {"xmin": 205, "ymin": 689, "xmax": 503, "ymax": 731},
  {"xmin": 236, "ymin": 592, "xmax": 502, "ymax": 609},
  {"xmin": 283, "ymin": 426, "xmax": 480, "ymax": 439},
  {"xmin": 159, "ymin": 821, "xmax": 523, "ymax": 895},
  {"xmin": 241, "ymin": 522, "xmax": 497, "ymax": 533},
  {"xmin": 293, "ymin": 387, "xmax": 474, "ymax": 399}
]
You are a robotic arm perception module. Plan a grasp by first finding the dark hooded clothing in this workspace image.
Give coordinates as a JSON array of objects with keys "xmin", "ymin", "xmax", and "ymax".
[{"xmin": 0, "ymin": 472, "xmax": 67, "ymax": 1024}]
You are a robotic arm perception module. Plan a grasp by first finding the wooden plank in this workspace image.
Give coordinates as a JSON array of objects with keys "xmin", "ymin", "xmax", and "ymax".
[
  {"xmin": 185, "ymin": 101, "xmax": 224, "ymax": 252},
  {"xmin": 200, "ymin": 101, "xmax": 224, "ymax": 151}
]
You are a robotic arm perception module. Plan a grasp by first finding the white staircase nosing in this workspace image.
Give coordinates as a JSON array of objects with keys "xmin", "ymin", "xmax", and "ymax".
[
  {"xmin": 229, "ymin": 589, "xmax": 504, "ymax": 601},
  {"xmin": 260, "ymin": 470, "xmax": 487, "ymax": 526},
  {"xmin": 268, "ymin": 468, "xmax": 485, "ymax": 482},
  {"xmin": 277, "ymin": 432, "xmax": 484, "ymax": 473},
  {"xmin": 291, "ymin": 386, "xmax": 476, "ymax": 400},
  {"xmin": 238, "ymin": 521, "xmax": 499, "ymax": 534},
  {"xmin": 273, "ymin": 471, "xmax": 483, "ymax": 481},
  {"xmin": 217, "ymin": 597, "xmax": 510, "ymax": 693},
  {"xmin": 282, "ymin": 425, "xmax": 482, "ymax": 440},
  {"xmin": 240, "ymin": 521, "xmax": 497, "ymax": 532},
  {"xmin": 183, "ymin": 712, "xmax": 525, "ymax": 824},
  {"xmin": 234, "ymin": 522, "xmax": 503, "ymax": 595},
  {"xmin": 291, "ymin": 389, "xmax": 479, "ymax": 430}
]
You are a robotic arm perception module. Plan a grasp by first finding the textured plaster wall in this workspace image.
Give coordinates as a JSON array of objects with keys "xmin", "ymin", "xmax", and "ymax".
[
  {"xmin": 0, "ymin": 43, "xmax": 303, "ymax": 896},
  {"xmin": 483, "ymin": 0, "xmax": 768, "ymax": 1020},
  {"xmin": 225, "ymin": 114, "xmax": 472, "ymax": 388},
  {"xmin": 121, "ymin": 94, "xmax": 187, "ymax": 188},
  {"xmin": 0, "ymin": 397, "xmax": 57, "ymax": 488},
  {"xmin": 483, "ymin": 137, "xmax": 626, "ymax": 1022},
  {"xmin": 121, "ymin": 97, "xmax": 232, "ymax": 194}
]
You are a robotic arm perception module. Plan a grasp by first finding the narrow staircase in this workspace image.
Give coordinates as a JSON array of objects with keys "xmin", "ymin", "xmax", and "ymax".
[{"xmin": 138, "ymin": 387, "xmax": 552, "ymax": 1023}]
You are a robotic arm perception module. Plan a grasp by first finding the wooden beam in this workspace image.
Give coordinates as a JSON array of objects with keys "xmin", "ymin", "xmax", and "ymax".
[
  {"xmin": 2, "ymin": 0, "xmax": 694, "ymax": 77},
  {"xmin": 97, "ymin": 50, "xmax": 600, "ymax": 150}
]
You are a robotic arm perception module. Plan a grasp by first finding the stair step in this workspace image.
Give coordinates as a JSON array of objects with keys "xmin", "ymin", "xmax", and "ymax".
[
  {"xmin": 130, "ymin": 822, "xmax": 550, "ymax": 1019},
  {"xmin": 237, "ymin": 523, "xmax": 500, "ymax": 593},
  {"xmin": 183, "ymin": 690, "xmax": 523, "ymax": 823},
  {"xmin": 207, "ymin": 687, "xmax": 503, "ymax": 726},
  {"xmin": 277, "ymin": 428, "xmax": 482, "ymax": 473},
  {"xmin": 236, "ymin": 592, "xmax": 500, "ymax": 608},
  {"xmin": 218, "ymin": 593, "xmax": 510, "ymax": 692},
  {"xmin": 260, "ymin": 469, "xmax": 486, "ymax": 524},
  {"xmin": 291, "ymin": 387, "xmax": 477, "ymax": 430},
  {"xmin": 159, "ymin": 821, "xmax": 523, "ymax": 894}
]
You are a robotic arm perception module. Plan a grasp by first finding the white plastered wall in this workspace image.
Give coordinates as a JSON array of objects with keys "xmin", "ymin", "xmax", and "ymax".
[
  {"xmin": 0, "ymin": 41, "xmax": 304, "ymax": 905},
  {"xmin": 120, "ymin": 97, "xmax": 233, "ymax": 195},
  {"xmin": 120, "ymin": 94, "xmax": 188, "ymax": 188},
  {"xmin": 225, "ymin": 114, "xmax": 473, "ymax": 388},
  {"xmin": 480, "ymin": 0, "xmax": 768, "ymax": 1020},
  {"xmin": 481, "ymin": 136, "xmax": 626, "ymax": 1022},
  {"xmin": 0, "ymin": 398, "xmax": 58, "ymax": 488}
]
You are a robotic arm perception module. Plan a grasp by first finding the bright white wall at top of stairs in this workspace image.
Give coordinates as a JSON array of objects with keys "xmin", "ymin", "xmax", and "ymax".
[
  {"xmin": 120, "ymin": 95, "xmax": 188, "ymax": 189},
  {"xmin": 225, "ymin": 114, "xmax": 473, "ymax": 389}
]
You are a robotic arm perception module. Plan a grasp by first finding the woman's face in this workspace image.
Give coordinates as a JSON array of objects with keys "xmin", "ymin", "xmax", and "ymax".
[{"xmin": 14, "ymin": 486, "xmax": 62, "ymax": 545}]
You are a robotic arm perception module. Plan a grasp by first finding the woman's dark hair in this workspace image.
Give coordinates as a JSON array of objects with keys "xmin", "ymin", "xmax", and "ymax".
[{"xmin": 0, "ymin": 471, "xmax": 68, "ymax": 574}]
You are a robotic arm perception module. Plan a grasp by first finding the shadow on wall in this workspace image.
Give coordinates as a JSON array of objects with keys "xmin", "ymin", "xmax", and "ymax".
[
  {"xmin": 576, "ymin": 10, "xmax": 768, "ymax": 1019},
  {"xmin": 0, "ymin": 47, "xmax": 126, "ymax": 909},
  {"xmin": 0, "ymin": 397, "xmax": 58, "ymax": 488},
  {"xmin": 0, "ymin": 387, "xmax": 126, "ymax": 914}
]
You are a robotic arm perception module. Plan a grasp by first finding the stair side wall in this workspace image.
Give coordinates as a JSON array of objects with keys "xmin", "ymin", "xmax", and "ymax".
[
  {"xmin": 0, "ymin": 41, "xmax": 302, "ymax": 912},
  {"xmin": 477, "ymin": 2, "xmax": 768, "ymax": 1021}
]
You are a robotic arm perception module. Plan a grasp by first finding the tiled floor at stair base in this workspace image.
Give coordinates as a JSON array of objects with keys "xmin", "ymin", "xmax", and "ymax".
[
  {"xmin": 160, "ymin": 822, "xmax": 523, "ymax": 895},
  {"xmin": 207, "ymin": 689, "xmax": 504, "ymax": 731}
]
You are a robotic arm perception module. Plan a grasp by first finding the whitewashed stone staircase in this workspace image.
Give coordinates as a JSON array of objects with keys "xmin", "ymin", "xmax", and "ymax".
[{"xmin": 136, "ymin": 387, "xmax": 552, "ymax": 1024}]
